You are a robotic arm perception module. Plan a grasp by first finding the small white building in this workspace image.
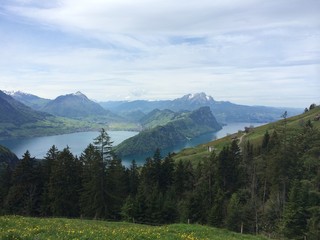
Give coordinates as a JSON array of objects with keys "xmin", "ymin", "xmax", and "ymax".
[{"xmin": 207, "ymin": 146, "xmax": 215, "ymax": 152}]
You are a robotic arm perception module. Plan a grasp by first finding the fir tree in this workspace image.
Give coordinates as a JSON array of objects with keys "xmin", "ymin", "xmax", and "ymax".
[
  {"xmin": 80, "ymin": 144, "xmax": 108, "ymax": 219},
  {"xmin": 5, "ymin": 151, "xmax": 42, "ymax": 216}
]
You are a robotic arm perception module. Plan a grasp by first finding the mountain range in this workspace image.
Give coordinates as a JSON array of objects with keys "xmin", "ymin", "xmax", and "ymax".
[
  {"xmin": 0, "ymin": 90, "xmax": 105, "ymax": 139},
  {"xmin": 1, "ymin": 90, "xmax": 303, "ymax": 140},
  {"xmin": 7, "ymin": 91, "xmax": 301, "ymax": 124},
  {"xmin": 100, "ymin": 92, "xmax": 301, "ymax": 123},
  {"xmin": 4, "ymin": 91, "xmax": 50, "ymax": 110},
  {"xmin": 0, "ymin": 90, "xmax": 49, "ymax": 126}
]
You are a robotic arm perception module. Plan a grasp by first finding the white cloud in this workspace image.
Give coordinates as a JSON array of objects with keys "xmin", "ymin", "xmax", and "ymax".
[{"xmin": 0, "ymin": 0, "xmax": 319, "ymax": 107}]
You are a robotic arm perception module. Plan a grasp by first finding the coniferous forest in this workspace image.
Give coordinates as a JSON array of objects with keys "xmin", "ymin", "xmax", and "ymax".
[{"xmin": 1, "ymin": 114, "xmax": 320, "ymax": 240}]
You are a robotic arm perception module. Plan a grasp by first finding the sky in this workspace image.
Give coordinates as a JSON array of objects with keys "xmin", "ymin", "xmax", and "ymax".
[{"xmin": 0, "ymin": 0, "xmax": 319, "ymax": 108}]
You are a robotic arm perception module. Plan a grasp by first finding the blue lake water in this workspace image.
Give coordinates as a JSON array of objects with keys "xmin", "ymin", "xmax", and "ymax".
[{"xmin": 0, "ymin": 122, "xmax": 265, "ymax": 166}]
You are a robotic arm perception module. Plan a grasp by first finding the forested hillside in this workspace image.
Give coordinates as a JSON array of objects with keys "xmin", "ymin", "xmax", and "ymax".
[
  {"xmin": 0, "ymin": 105, "xmax": 319, "ymax": 239},
  {"xmin": 115, "ymin": 107, "xmax": 222, "ymax": 157}
]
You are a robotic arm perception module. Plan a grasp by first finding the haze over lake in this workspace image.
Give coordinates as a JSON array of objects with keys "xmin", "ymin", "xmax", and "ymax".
[{"xmin": 0, "ymin": 122, "xmax": 264, "ymax": 166}]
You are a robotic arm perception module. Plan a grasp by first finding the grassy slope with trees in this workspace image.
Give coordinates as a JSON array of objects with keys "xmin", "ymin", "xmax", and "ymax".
[
  {"xmin": 0, "ymin": 105, "xmax": 319, "ymax": 239},
  {"xmin": 174, "ymin": 105, "xmax": 320, "ymax": 164}
]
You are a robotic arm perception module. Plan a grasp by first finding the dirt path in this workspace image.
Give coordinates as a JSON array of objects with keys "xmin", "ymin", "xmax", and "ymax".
[{"xmin": 238, "ymin": 133, "xmax": 246, "ymax": 145}]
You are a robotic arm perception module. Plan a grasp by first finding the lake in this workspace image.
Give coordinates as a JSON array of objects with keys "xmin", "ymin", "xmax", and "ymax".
[{"xmin": 0, "ymin": 122, "xmax": 265, "ymax": 166}]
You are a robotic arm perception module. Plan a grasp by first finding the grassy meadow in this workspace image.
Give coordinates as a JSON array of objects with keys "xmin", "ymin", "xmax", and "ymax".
[{"xmin": 0, "ymin": 216, "xmax": 269, "ymax": 240}]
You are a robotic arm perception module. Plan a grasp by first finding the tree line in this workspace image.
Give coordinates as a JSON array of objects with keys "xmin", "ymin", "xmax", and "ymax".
[{"xmin": 0, "ymin": 121, "xmax": 319, "ymax": 239}]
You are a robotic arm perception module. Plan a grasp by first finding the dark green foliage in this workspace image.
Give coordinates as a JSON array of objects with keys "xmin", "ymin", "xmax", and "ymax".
[
  {"xmin": 310, "ymin": 103, "xmax": 317, "ymax": 110},
  {"xmin": 226, "ymin": 193, "xmax": 243, "ymax": 232},
  {"xmin": 280, "ymin": 180, "xmax": 309, "ymax": 239},
  {"xmin": 105, "ymin": 157, "xmax": 127, "ymax": 220},
  {"xmin": 49, "ymin": 147, "xmax": 81, "ymax": 217},
  {"xmin": 79, "ymin": 144, "xmax": 108, "ymax": 219},
  {"xmin": 5, "ymin": 151, "xmax": 42, "ymax": 216},
  {"xmin": 0, "ymin": 145, "xmax": 19, "ymax": 169},
  {"xmin": 40, "ymin": 145, "xmax": 59, "ymax": 216},
  {"xmin": 0, "ymin": 162, "xmax": 11, "ymax": 214}
]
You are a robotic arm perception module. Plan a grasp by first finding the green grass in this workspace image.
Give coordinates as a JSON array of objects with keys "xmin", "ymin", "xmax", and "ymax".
[
  {"xmin": 0, "ymin": 215, "xmax": 269, "ymax": 240},
  {"xmin": 243, "ymin": 106, "xmax": 320, "ymax": 147}
]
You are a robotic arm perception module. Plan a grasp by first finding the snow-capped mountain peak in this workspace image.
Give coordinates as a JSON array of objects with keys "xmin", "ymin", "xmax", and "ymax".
[{"xmin": 182, "ymin": 92, "xmax": 215, "ymax": 103}]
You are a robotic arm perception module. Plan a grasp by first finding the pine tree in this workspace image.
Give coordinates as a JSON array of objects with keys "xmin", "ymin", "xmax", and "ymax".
[
  {"xmin": 106, "ymin": 156, "xmax": 127, "ymax": 220},
  {"xmin": 49, "ymin": 147, "xmax": 81, "ymax": 217},
  {"xmin": 281, "ymin": 180, "xmax": 309, "ymax": 239},
  {"xmin": 94, "ymin": 128, "xmax": 113, "ymax": 163},
  {"xmin": 40, "ymin": 145, "xmax": 59, "ymax": 216},
  {"xmin": 5, "ymin": 151, "xmax": 42, "ymax": 216},
  {"xmin": 0, "ymin": 162, "xmax": 12, "ymax": 214},
  {"xmin": 80, "ymin": 144, "xmax": 108, "ymax": 219},
  {"xmin": 159, "ymin": 153, "xmax": 175, "ymax": 192},
  {"xmin": 226, "ymin": 193, "xmax": 242, "ymax": 232},
  {"xmin": 128, "ymin": 160, "xmax": 139, "ymax": 197}
]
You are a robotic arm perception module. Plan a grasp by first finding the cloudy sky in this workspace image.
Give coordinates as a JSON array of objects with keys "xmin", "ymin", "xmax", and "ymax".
[{"xmin": 0, "ymin": 0, "xmax": 319, "ymax": 107}]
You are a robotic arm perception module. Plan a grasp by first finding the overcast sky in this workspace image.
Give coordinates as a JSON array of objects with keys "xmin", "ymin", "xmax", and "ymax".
[{"xmin": 0, "ymin": 0, "xmax": 319, "ymax": 107}]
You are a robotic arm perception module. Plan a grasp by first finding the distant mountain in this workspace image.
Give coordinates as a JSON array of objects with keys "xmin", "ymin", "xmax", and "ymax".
[
  {"xmin": 100, "ymin": 99, "xmax": 171, "ymax": 115},
  {"xmin": 115, "ymin": 106, "xmax": 222, "ymax": 157},
  {"xmin": 120, "ymin": 110, "xmax": 146, "ymax": 123},
  {"xmin": 0, "ymin": 90, "xmax": 108, "ymax": 139},
  {"xmin": 101, "ymin": 92, "xmax": 302, "ymax": 123},
  {"xmin": 168, "ymin": 92, "xmax": 216, "ymax": 110},
  {"xmin": 5, "ymin": 91, "xmax": 50, "ymax": 110},
  {"xmin": 41, "ymin": 91, "xmax": 119, "ymax": 119},
  {"xmin": 0, "ymin": 90, "xmax": 50, "ymax": 126}
]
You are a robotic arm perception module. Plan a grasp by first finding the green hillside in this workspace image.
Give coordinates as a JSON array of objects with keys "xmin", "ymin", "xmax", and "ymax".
[
  {"xmin": 0, "ymin": 216, "xmax": 268, "ymax": 240},
  {"xmin": 140, "ymin": 108, "xmax": 179, "ymax": 129},
  {"xmin": 173, "ymin": 106, "xmax": 320, "ymax": 164},
  {"xmin": 115, "ymin": 107, "xmax": 222, "ymax": 157}
]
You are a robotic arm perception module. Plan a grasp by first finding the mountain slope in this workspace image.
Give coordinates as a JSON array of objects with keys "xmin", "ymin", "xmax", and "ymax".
[
  {"xmin": 173, "ymin": 105, "xmax": 320, "ymax": 164},
  {"xmin": 5, "ymin": 91, "xmax": 50, "ymax": 110},
  {"xmin": 0, "ymin": 145, "xmax": 19, "ymax": 169},
  {"xmin": 140, "ymin": 109, "xmax": 179, "ymax": 129},
  {"xmin": 0, "ymin": 90, "xmax": 105, "ymax": 140},
  {"xmin": 0, "ymin": 90, "xmax": 50, "ymax": 126},
  {"xmin": 41, "ymin": 91, "xmax": 115, "ymax": 119},
  {"xmin": 115, "ymin": 107, "xmax": 222, "ymax": 157}
]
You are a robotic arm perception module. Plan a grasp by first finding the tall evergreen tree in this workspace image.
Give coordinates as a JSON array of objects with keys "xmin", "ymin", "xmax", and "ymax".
[
  {"xmin": 94, "ymin": 128, "xmax": 113, "ymax": 163},
  {"xmin": 40, "ymin": 145, "xmax": 59, "ymax": 216},
  {"xmin": 281, "ymin": 180, "xmax": 309, "ymax": 239},
  {"xmin": 5, "ymin": 151, "xmax": 42, "ymax": 216},
  {"xmin": 0, "ymin": 162, "xmax": 11, "ymax": 213},
  {"xmin": 49, "ymin": 147, "xmax": 81, "ymax": 217},
  {"xmin": 106, "ymin": 156, "xmax": 127, "ymax": 219},
  {"xmin": 128, "ymin": 160, "xmax": 139, "ymax": 197},
  {"xmin": 80, "ymin": 144, "xmax": 108, "ymax": 219}
]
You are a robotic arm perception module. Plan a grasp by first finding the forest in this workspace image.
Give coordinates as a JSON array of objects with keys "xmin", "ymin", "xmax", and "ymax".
[{"xmin": 0, "ymin": 109, "xmax": 320, "ymax": 240}]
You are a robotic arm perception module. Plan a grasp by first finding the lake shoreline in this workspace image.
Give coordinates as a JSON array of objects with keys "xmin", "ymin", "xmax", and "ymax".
[{"xmin": 0, "ymin": 122, "xmax": 266, "ymax": 164}]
